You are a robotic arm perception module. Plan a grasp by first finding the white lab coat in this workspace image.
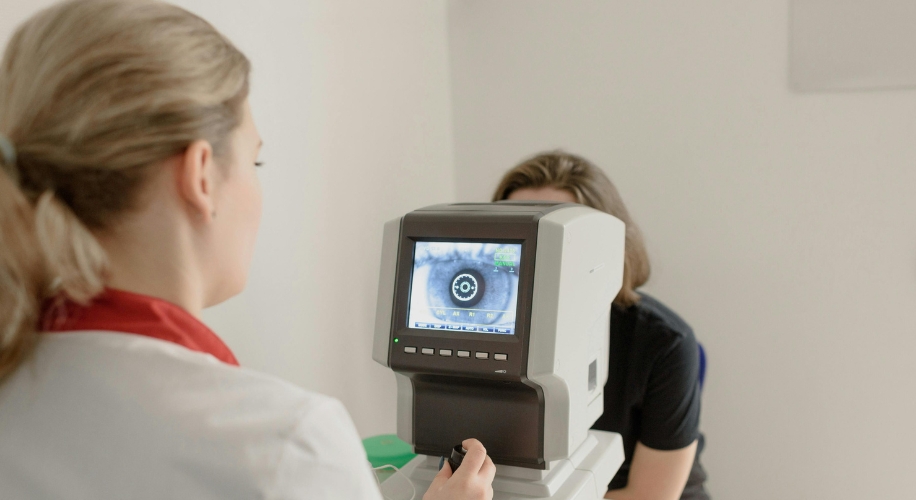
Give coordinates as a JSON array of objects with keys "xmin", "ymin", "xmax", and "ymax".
[{"xmin": 0, "ymin": 331, "xmax": 383, "ymax": 500}]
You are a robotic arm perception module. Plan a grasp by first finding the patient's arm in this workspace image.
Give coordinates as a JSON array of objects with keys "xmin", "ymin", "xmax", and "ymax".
[{"xmin": 604, "ymin": 440, "xmax": 696, "ymax": 500}]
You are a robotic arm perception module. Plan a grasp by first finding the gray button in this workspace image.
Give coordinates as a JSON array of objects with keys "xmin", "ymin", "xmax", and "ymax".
[
  {"xmin": 421, "ymin": 348, "xmax": 434, "ymax": 355},
  {"xmin": 494, "ymin": 353, "xmax": 508, "ymax": 361},
  {"xmin": 439, "ymin": 349, "xmax": 452, "ymax": 356},
  {"xmin": 475, "ymin": 352, "xmax": 489, "ymax": 359},
  {"xmin": 457, "ymin": 350, "xmax": 470, "ymax": 358},
  {"xmin": 404, "ymin": 346, "xmax": 417, "ymax": 354}
]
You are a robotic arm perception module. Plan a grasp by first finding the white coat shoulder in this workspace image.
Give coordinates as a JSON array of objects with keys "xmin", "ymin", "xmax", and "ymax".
[{"xmin": 0, "ymin": 331, "xmax": 383, "ymax": 500}]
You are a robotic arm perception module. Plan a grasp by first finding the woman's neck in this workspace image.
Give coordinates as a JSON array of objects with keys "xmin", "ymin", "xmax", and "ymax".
[{"xmin": 93, "ymin": 198, "xmax": 206, "ymax": 318}]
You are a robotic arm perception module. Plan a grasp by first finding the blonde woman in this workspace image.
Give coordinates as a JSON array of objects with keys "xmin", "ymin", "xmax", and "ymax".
[
  {"xmin": 0, "ymin": 1, "xmax": 494, "ymax": 498},
  {"xmin": 493, "ymin": 152, "xmax": 709, "ymax": 500}
]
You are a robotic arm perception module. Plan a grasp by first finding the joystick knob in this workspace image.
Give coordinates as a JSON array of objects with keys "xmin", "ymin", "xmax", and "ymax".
[{"xmin": 447, "ymin": 444, "xmax": 467, "ymax": 472}]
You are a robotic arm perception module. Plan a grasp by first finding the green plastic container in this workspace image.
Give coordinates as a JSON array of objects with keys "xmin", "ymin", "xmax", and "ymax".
[{"xmin": 363, "ymin": 434, "xmax": 417, "ymax": 469}]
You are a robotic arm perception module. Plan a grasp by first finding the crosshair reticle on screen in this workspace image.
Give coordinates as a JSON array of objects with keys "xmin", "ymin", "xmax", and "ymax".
[
  {"xmin": 450, "ymin": 270, "xmax": 485, "ymax": 306},
  {"xmin": 407, "ymin": 241, "xmax": 521, "ymax": 335}
]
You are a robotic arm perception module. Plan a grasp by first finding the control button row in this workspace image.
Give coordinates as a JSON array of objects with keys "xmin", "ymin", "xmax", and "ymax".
[
  {"xmin": 403, "ymin": 346, "xmax": 507, "ymax": 361},
  {"xmin": 474, "ymin": 352, "xmax": 509, "ymax": 361}
]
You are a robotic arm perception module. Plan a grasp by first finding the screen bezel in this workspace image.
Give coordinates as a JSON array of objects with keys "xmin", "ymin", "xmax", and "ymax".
[
  {"xmin": 389, "ymin": 214, "xmax": 540, "ymax": 372},
  {"xmin": 406, "ymin": 240, "xmax": 524, "ymax": 336}
]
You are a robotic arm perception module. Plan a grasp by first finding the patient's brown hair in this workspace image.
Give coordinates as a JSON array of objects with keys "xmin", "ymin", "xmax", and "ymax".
[{"xmin": 492, "ymin": 151, "xmax": 650, "ymax": 307}]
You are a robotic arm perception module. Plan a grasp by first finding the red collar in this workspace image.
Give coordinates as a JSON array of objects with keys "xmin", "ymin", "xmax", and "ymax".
[{"xmin": 43, "ymin": 288, "xmax": 239, "ymax": 366}]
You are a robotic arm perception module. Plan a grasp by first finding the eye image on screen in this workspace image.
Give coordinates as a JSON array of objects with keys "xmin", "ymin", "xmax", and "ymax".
[{"xmin": 407, "ymin": 241, "xmax": 521, "ymax": 335}]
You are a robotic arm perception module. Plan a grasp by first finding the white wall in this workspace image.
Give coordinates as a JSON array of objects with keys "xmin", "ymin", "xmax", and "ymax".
[
  {"xmin": 447, "ymin": 1, "xmax": 916, "ymax": 499},
  {"xmin": 1, "ymin": 0, "xmax": 455, "ymax": 439}
]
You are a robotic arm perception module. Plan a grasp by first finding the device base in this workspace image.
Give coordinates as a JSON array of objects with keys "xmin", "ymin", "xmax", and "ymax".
[{"xmin": 396, "ymin": 430, "xmax": 623, "ymax": 500}]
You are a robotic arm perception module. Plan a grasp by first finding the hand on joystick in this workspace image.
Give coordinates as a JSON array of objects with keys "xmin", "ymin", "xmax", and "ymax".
[{"xmin": 424, "ymin": 438, "xmax": 495, "ymax": 500}]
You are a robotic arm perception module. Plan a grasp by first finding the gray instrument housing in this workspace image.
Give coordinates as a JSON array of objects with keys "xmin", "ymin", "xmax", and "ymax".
[{"xmin": 373, "ymin": 202, "xmax": 624, "ymax": 469}]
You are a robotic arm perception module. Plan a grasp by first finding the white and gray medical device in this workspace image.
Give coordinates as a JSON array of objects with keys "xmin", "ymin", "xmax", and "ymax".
[{"xmin": 373, "ymin": 202, "xmax": 626, "ymax": 500}]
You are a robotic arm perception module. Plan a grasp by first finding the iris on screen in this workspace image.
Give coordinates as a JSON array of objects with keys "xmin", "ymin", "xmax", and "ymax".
[{"xmin": 407, "ymin": 241, "xmax": 521, "ymax": 335}]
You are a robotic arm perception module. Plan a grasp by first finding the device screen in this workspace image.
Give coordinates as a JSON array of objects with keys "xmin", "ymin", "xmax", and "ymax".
[{"xmin": 407, "ymin": 241, "xmax": 522, "ymax": 334}]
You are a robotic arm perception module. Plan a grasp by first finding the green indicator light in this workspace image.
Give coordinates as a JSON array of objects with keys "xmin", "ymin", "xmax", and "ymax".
[{"xmin": 394, "ymin": 338, "xmax": 399, "ymax": 343}]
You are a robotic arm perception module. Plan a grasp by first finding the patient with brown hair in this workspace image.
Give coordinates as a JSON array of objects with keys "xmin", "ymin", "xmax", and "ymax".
[{"xmin": 493, "ymin": 151, "xmax": 710, "ymax": 500}]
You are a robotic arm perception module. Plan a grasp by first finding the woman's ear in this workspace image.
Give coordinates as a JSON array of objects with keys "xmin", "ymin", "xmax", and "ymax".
[{"xmin": 174, "ymin": 140, "xmax": 217, "ymax": 223}]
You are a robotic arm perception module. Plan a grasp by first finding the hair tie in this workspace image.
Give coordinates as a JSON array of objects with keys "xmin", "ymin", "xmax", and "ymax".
[{"xmin": 0, "ymin": 133, "xmax": 16, "ymax": 166}]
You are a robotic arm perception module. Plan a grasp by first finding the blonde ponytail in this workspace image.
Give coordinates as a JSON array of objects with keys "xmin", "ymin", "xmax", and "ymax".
[
  {"xmin": 33, "ymin": 192, "xmax": 107, "ymax": 303},
  {"xmin": 0, "ymin": 166, "xmax": 45, "ymax": 381},
  {"xmin": 0, "ymin": 0, "xmax": 250, "ymax": 380},
  {"xmin": 0, "ymin": 164, "xmax": 106, "ymax": 381}
]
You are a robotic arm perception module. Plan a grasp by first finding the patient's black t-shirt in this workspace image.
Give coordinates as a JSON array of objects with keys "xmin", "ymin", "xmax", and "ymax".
[{"xmin": 591, "ymin": 293, "xmax": 709, "ymax": 500}]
